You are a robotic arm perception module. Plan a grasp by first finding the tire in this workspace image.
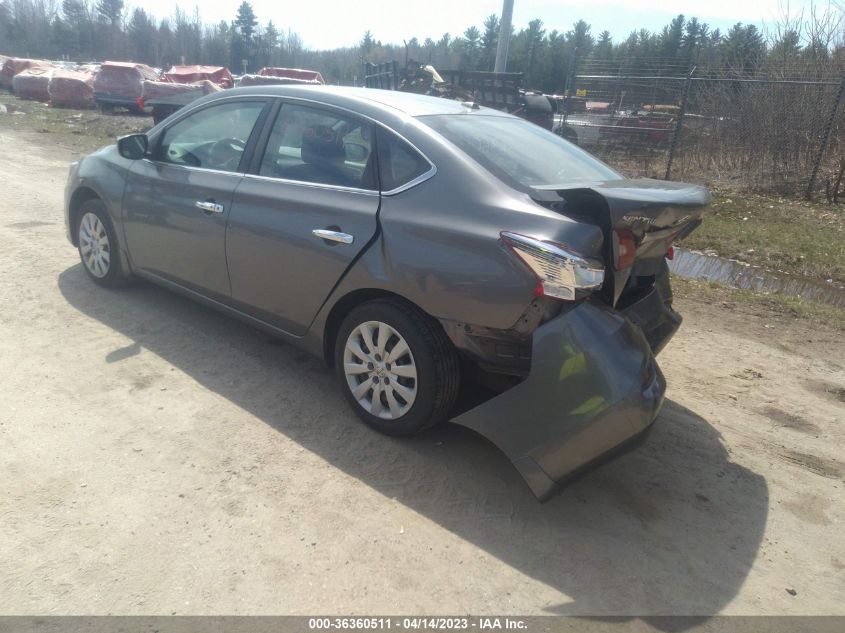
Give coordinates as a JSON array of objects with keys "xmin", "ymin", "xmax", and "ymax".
[
  {"xmin": 75, "ymin": 198, "xmax": 130, "ymax": 288},
  {"xmin": 556, "ymin": 125, "xmax": 579, "ymax": 145},
  {"xmin": 334, "ymin": 299, "xmax": 460, "ymax": 437},
  {"xmin": 153, "ymin": 105, "xmax": 179, "ymax": 125}
]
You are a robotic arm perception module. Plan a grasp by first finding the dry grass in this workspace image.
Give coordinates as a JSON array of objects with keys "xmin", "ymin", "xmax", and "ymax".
[
  {"xmin": 672, "ymin": 275, "xmax": 845, "ymax": 329},
  {"xmin": 678, "ymin": 191, "xmax": 845, "ymax": 284},
  {"xmin": 0, "ymin": 92, "xmax": 149, "ymax": 155}
]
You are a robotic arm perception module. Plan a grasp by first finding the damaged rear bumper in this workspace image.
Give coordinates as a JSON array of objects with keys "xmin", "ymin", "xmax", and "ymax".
[{"xmin": 451, "ymin": 299, "xmax": 667, "ymax": 501}]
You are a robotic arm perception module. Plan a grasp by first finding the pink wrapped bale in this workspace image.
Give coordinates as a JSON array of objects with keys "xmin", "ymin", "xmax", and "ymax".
[
  {"xmin": 239, "ymin": 74, "xmax": 323, "ymax": 87},
  {"xmin": 160, "ymin": 65, "xmax": 234, "ymax": 88},
  {"xmin": 93, "ymin": 61, "xmax": 159, "ymax": 100},
  {"xmin": 48, "ymin": 68, "xmax": 97, "ymax": 108},
  {"xmin": 141, "ymin": 79, "xmax": 221, "ymax": 101},
  {"xmin": 257, "ymin": 67, "xmax": 324, "ymax": 84},
  {"xmin": 1, "ymin": 57, "xmax": 52, "ymax": 89},
  {"xmin": 12, "ymin": 67, "xmax": 54, "ymax": 101}
]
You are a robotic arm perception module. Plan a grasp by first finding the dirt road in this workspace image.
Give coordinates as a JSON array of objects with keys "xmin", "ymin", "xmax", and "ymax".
[{"xmin": 0, "ymin": 125, "xmax": 843, "ymax": 617}]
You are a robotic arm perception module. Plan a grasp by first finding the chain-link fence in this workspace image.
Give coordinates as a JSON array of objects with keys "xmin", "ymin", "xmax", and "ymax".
[{"xmin": 558, "ymin": 69, "xmax": 845, "ymax": 197}]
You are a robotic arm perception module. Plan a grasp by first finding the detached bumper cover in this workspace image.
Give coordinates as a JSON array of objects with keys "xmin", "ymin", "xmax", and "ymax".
[{"xmin": 451, "ymin": 300, "xmax": 666, "ymax": 501}]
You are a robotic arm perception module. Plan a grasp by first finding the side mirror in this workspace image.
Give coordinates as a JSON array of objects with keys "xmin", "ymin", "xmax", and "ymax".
[{"xmin": 117, "ymin": 133, "xmax": 148, "ymax": 160}]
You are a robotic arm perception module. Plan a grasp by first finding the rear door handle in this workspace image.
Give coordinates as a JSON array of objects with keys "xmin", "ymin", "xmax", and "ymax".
[
  {"xmin": 195, "ymin": 200, "xmax": 224, "ymax": 214},
  {"xmin": 312, "ymin": 229, "xmax": 354, "ymax": 244}
]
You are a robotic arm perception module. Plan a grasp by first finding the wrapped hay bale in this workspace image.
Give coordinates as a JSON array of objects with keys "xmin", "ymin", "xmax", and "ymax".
[
  {"xmin": 12, "ymin": 67, "xmax": 54, "ymax": 101},
  {"xmin": 49, "ymin": 68, "xmax": 97, "ymax": 108},
  {"xmin": 257, "ymin": 67, "xmax": 324, "ymax": 84},
  {"xmin": 238, "ymin": 74, "xmax": 322, "ymax": 87},
  {"xmin": 94, "ymin": 61, "xmax": 159, "ymax": 101},
  {"xmin": 141, "ymin": 78, "xmax": 221, "ymax": 101},
  {"xmin": 160, "ymin": 65, "xmax": 234, "ymax": 88},
  {"xmin": 1, "ymin": 57, "xmax": 52, "ymax": 90}
]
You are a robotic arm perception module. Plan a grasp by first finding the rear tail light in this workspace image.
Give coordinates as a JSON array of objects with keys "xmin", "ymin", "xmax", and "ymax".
[
  {"xmin": 666, "ymin": 245, "xmax": 675, "ymax": 260},
  {"xmin": 613, "ymin": 228, "xmax": 637, "ymax": 270},
  {"xmin": 500, "ymin": 231, "xmax": 604, "ymax": 301}
]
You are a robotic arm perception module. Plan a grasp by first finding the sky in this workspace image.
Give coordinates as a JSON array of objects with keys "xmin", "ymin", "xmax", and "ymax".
[{"xmin": 137, "ymin": 0, "xmax": 825, "ymax": 49}]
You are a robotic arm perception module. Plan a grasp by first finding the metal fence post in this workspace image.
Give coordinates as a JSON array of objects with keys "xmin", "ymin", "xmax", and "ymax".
[
  {"xmin": 665, "ymin": 66, "xmax": 695, "ymax": 180},
  {"xmin": 806, "ymin": 76, "xmax": 845, "ymax": 200},
  {"xmin": 555, "ymin": 48, "xmax": 579, "ymax": 135},
  {"xmin": 563, "ymin": 47, "xmax": 579, "ymax": 126}
]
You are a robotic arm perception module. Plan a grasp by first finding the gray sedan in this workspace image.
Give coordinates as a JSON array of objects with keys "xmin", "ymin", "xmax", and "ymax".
[{"xmin": 64, "ymin": 85, "xmax": 708, "ymax": 500}]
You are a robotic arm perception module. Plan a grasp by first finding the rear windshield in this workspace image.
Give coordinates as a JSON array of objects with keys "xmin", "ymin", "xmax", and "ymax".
[{"xmin": 420, "ymin": 114, "xmax": 619, "ymax": 190}]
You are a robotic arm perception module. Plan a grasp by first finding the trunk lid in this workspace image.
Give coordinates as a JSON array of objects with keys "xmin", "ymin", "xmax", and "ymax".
[{"xmin": 531, "ymin": 178, "xmax": 709, "ymax": 305}]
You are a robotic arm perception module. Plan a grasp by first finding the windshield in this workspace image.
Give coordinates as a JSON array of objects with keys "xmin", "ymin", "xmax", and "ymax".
[{"xmin": 420, "ymin": 114, "xmax": 620, "ymax": 190}]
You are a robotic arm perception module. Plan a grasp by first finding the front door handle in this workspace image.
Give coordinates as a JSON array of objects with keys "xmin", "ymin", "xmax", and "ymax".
[
  {"xmin": 312, "ymin": 229, "xmax": 354, "ymax": 244},
  {"xmin": 195, "ymin": 200, "xmax": 224, "ymax": 214}
]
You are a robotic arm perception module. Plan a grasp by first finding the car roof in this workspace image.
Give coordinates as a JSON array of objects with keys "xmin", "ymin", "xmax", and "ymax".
[{"xmin": 216, "ymin": 84, "xmax": 512, "ymax": 118}]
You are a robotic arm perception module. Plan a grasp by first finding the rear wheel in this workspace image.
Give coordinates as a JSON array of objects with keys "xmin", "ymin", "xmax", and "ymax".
[
  {"xmin": 334, "ymin": 299, "xmax": 460, "ymax": 436},
  {"xmin": 76, "ymin": 199, "xmax": 130, "ymax": 287}
]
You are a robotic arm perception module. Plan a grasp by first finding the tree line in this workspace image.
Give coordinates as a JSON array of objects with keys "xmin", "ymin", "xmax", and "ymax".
[{"xmin": 1, "ymin": 0, "xmax": 843, "ymax": 88}]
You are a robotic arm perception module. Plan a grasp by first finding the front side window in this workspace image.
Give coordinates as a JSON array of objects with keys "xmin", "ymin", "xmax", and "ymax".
[
  {"xmin": 156, "ymin": 100, "xmax": 265, "ymax": 172},
  {"xmin": 259, "ymin": 103, "xmax": 376, "ymax": 190},
  {"xmin": 420, "ymin": 114, "xmax": 620, "ymax": 191}
]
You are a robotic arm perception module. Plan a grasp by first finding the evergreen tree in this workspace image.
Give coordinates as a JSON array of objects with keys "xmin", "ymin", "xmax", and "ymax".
[
  {"xmin": 235, "ymin": 1, "xmax": 257, "ymax": 41},
  {"xmin": 96, "ymin": 0, "xmax": 123, "ymax": 24},
  {"xmin": 594, "ymin": 30, "xmax": 613, "ymax": 62},
  {"xmin": 205, "ymin": 21, "xmax": 231, "ymax": 67},
  {"xmin": 423, "ymin": 37, "xmax": 435, "ymax": 62},
  {"xmin": 460, "ymin": 25, "xmax": 481, "ymax": 69},
  {"xmin": 96, "ymin": 0, "xmax": 123, "ymax": 58},
  {"xmin": 60, "ymin": 0, "xmax": 91, "ymax": 58},
  {"xmin": 127, "ymin": 8, "xmax": 155, "ymax": 64},
  {"xmin": 260, "ymin": 20, "xmax": 279, "ymax": 67},
  {"xmin": 721, "ymin": 23, "xmax": 765, "ymax": 75},
  {"xmin": 523, "ymin": 19, "xmax": 546, "ymax": 85},
  {"xmin": 659, "ymin": 15, "xmax": 685, "ymax": 57},
  {"xmin": 480, "ymin": 14, "xmax": 499, "ymax": 71},
  {"xmin": 360, "ymin": 30, "xmax": 375, "ymax": 56}
]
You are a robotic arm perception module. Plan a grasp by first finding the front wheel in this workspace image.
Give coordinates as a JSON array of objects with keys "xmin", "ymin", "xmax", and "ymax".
[
  {"xmin": 334, "ymin": 299, "xmax": 460, "ymax": 436},
  {"xmin": 76, "ymin": 199, "xmax": 130, "ymax": 287}
]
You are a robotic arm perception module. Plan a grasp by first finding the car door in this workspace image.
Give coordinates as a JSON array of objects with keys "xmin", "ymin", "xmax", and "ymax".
[
  {"xmin": 122, "ymin": 98, "xmax": 270, "ymax": 299},
  {"xmin": 225, "ymin": 101, "xmax": 381, "ymax": 336}
]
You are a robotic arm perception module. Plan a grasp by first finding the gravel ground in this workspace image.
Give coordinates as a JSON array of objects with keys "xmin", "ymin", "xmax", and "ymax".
[{"xmin": 0, "ymin": 124, "xmax": 843, "ymax": 617}]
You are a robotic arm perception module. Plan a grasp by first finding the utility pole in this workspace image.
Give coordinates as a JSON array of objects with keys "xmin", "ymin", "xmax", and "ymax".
[{"xmin": 494, "ymin": 0, "xmax": 514, "ymax": 72}]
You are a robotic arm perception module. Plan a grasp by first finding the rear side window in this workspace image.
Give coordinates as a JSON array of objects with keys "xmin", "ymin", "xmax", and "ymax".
[
  {"xmin": 259, "ymin": 103, "xmax": 376, "ymax": 190},
  {"xmin": 377, "ymin": 128, "xmax": 431, "ymax": 192}
]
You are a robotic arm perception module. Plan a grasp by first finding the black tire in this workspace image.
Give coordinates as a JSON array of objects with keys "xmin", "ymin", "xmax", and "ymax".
[
  {"xmin": 75, "ymin": 198, "xmax": 131, "ymax": 288},
  {"xmin": 555, "ymin": 125, "xmax": 579, "ymax": 145},
  {"xmin": 153, "ymin": 105, "xmax": 179, "ymax": 125},
  {"xmin": 334, "ymin": 299, "xmax": 460, "ymax": 437}
]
